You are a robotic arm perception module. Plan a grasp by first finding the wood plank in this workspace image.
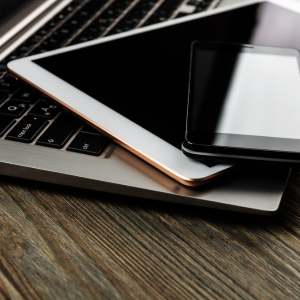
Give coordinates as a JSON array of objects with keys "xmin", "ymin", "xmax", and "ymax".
[{"xmin": 0, "ymin": 170, "xmax": 300, "ymax": 299}]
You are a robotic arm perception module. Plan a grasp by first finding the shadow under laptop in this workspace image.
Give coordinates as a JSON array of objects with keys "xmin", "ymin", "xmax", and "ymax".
[{"xmin": 0, "ymin": 167, "xmax": 298, "ymax": 230}]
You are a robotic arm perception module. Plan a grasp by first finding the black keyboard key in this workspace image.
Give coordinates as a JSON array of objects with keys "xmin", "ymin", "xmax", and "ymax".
[
  {"xmin": 83, "ymin": 24, "xmax": 107, "ymax": 36},
  {"xmin": 0, "ymin": 63, "xmax": 7, "ymax": 73},
  {"xmin": 45, "ymin": 19, "xmax": 60, "ymax": 29},
  {"xmin": 94, "ymin": 16, "xmax": 115, "ymax": 26},
  {"xmin": 102, "ymin": 7, "xmax": 124, "ymax": 18},
  {"xmin": 0, "ymin": 91, "xmax": 9, "ymax": 104},
  {"xmin": 5, "ymin": 52, "xmax": 22, "ymax": 62},
  {"xmin": 36, "ymin": 113, "xmax": 81, "ymax": 148},
  {"xmin": 41, "ymin": 36, "xmax": 67, "ymax": 50},
  {"xmin": 0, "ymin": 77, "xmax": 20, "ymax": 93},
  {"xmin": 175, "ymin": 12, "xmax": 189, "ymax": 18},
  {"xmin": 70, "ymin": 33, "xmax": 98, "ymax": 44},
  {"xmin": 61, "ymin": 4, "xmax": 78, "ymax": 15},
  {"xmin": 67, "ymin": 134, "xmax": 108, "ymax": 156},
  {"xmin": 193, "ymin": 6, "xmax": 205, "ymax": 13},
  {"xmin": 159, "ymin": 0, "xmax": 183, "ymax": 9},
  {"xmin": 27, "ymin": 34, "xmax": 43, "ymax": 44},
  {"xmin": 0, "ymin": 116, "xmax": 15, "ymax": 137},
  {"xmin": 16, "ymin": 43, "xmax": 35, "ymax": 54},
  {"xmin": 29, "ymin": 100, "xmax": 60, "ymax": 119},
  {"xmin": 65, "ymin": 17, "xmax": 88, "ymax": 28},
  {"xmin": 76, "ymin": 8, "xmax": 97, "ymax": 19},
  {"xmin": 37, "ymin": 25, "xmax": 53, "ymax": 36},
  {"xmin": 142, "ymin": 15, "xmax": 167, "ymax": 26},
  {"xmin": 53, "ymin": 27, "xmax": 78, "ymax": 38},
  {"xmin": 127, "ymin": 8, "xmax": 148, "ymax": 19},
  {"xmin": 118, "ymin": 17, "xmax": 140, "ymax": 28},
  {"xmin": 54, "ymin": 11, "xmax": 70, "ymax": 22},
  {"xmin": 11, "ymin": 87, "xmax": 39, "ymax": 103},
  {"xmin": 0, "ymin": 100, "xmax": 29, "ymax": 117},
  {"xmin": 187, "ymin": 0, "xmax": 198, "ymax": 4},
  {"xmin": 73, "ymin": 0, "xmax": 85, "ymax": 4},
  {"xmin": 80, "ymin": 124, "xmax": 104, "ymax": 136},
  {"xmin": 197, "ymin": 1, "xmax": 212, "ymax": 9},
  {"xmin": 134, "ymin": 1, "xmax": 156, "ymax": 10},
  {"xmin": 30, "ymin": 47, "xmax": 49, "ymax": 55},
  {"xmin": 6, "ymin": 115, "xmax": 48, "ymax": 143},
  {"xmin": 84, "ymin": 0, "xmax": 107, "ymax": 10}
]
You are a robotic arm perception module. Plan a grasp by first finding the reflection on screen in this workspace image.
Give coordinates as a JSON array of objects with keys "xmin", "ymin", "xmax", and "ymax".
[
  {"xmin": 192, "ymin": 50, "xmax": 300, "ymax": 140},
  {"xmin": 33, "ymin": 2, "xmax": 300, "ymax": 148}
]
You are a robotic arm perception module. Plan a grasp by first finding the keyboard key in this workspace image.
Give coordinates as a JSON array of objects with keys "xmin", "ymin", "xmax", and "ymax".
[
  {"xmin": 30, "ymin": 47, "xmax": 49, "ymax": 55},
  {"xmin": 76, "ymin": 9, "xmax": 97, "ymax": 19},
  {"xmin": 28, "ymin": 100, "xmax": 60, "ymax": 119},
  {"xmin": 134, "ymin": 1, "xmax": 157, "ymax": 10},
  {"xmin": 61, "ymin": 4, "xmax": 78, "ymax": 15},
  {"xmin": 0, "ymin": 116, "xmax": 15, "ymax": 137},
  {"xmin": 80, "ymin": 124, "xmax": 104, "ymax": 136},
  {"xmin": 94, "ymin": 16, "xmax": 115, "ymax": 26},
  {"xmin": 53, "ymin": 27, "xmax": 78, "ymax": 39},
  {"xmin": 65, "ymin": 17, "xmax": 88, "ymax": 28},
  {"xmin": 0, "ymin": 63, "xmax": 7, "ymax": 73},
  {"xmin": 160, "ymin": 0, "xmax": 183, "ymax": 9},
  {"xmin": 5, "ymin": 52, "xmax": 22, "ymax": 62},
  {"xmin": 70, "ymin": 33, "xmax": 98, "ymax": 44},
  {"xmin": 0, "ymin": 91, "xmax": 9, "ymax": 104},
  {"xmin": 175, "ymin": 12, "xmax": 189, "ymax": 18},
  {"xmin": 67, "ymin": 134, "xmax": 108, "ymax": 156},
  {"xmin": 187, "ymin": 0, "xmax": 198, "ymax": 4},
  {"xmin": 84, "ymin": 0, "xmax": 109, "ymax": 10},
  {"xmin": 6, "ymin": 115, "xmax": 48, "ymax": 143},
  {"xmin": 193, "ymin": 6, "xmax": 205, "ymax": 13},
  {"xmin": 36, "ymin": 113, "xmax": 81, "ymax": 148},
  {"xmin": 27, "ymin": 34, "xmax": 43, "ymax": 44},
  {"xmin": 41, "ymin": 36, "xmax": 67, "ymax": 50},
  {"xmin": 37, "ymin": 25, "xmax": 53, "ymax": 36},
  {"xmin": 16, "ymin": 44, "xmax": 35, "ymax": 54},
  {"xmin": 0, "ymin": 76, "xmax": 20, "ymax": 93},
  {"xmin": 0, "ymin": 100, "xmax": 29, "ymax": 117},
  {"xmin": 11, "ymin": 87, "xmax": 40, "ymax": 103},
  {"xmin": 45, "ymin": 19, "xmax": 60, "ymax": 29}
]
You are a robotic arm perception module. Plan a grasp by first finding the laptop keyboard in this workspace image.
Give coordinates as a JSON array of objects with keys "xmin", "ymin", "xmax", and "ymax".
[{"xmin": 0, "ymin": 0, "xmax": 217, "ymax": 158}]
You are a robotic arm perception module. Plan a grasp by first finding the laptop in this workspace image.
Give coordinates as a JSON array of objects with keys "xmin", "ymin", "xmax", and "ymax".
[{"xmin": 0, "ymin": 0, "xmax": 295, "ymax": 214}]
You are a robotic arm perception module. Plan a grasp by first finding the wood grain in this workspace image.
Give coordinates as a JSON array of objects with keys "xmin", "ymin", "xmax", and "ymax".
[{"xmin": 1, "ymin": 169, "xmax": 300, "ymax": 300}]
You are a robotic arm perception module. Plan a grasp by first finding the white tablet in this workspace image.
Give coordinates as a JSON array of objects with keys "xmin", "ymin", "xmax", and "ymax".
[{"xmin": 7, "ymin": 11, "xmax": 236, "ymax": 186}]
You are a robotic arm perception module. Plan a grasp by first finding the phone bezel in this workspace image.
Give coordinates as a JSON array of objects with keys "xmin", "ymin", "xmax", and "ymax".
[{"xmin": 185, "ymin": 41, "xmax": 300, "ymax": 162}]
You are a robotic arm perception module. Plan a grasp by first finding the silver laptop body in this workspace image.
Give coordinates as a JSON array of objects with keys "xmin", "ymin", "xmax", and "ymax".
[{"xmin": 0, "ymin": 0, "xmax": 293, "ymax": 214}]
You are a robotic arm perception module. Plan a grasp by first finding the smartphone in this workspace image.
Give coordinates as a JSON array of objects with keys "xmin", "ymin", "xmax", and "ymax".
[{"xmin": 182, "ymin": 41, "xmax": 300, "ymax": 164}]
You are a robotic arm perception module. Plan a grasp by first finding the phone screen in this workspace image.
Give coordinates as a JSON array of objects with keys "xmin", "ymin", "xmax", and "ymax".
[{"xmin": 189, "ymin": 45, "xmax": 300, "ymax": 141}]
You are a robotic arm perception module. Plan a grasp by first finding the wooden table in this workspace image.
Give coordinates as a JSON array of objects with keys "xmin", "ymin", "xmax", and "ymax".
[{"xmin": 0, "ymin": 169, "xmax": 300, "ymax": 300}]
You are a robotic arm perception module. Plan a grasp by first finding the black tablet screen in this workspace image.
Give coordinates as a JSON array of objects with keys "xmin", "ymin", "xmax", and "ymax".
[{"xmin": 34, "ymin": 2, "xmax": 300, "ymax": 149}]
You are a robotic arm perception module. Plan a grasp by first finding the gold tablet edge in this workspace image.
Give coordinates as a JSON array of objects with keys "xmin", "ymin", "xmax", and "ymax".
[{"xmin": 7, "ymin": 67, "xmax": 238, "ymax": 187}]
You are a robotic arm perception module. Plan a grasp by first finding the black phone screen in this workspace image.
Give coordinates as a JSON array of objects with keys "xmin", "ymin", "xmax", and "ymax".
[{"xmin": 186, "ymin": 41, "xmax": 300, "ymax": 154}]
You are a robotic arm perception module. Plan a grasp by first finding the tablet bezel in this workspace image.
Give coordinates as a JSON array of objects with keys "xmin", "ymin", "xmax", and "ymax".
[{"xmin": 6, "ymin": 0, "xmax": 274, "ymax": 185}]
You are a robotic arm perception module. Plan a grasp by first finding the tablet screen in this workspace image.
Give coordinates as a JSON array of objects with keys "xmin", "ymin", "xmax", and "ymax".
[
  {"xmin": 34, "ymin": 28, "xmax": 193, "ymax": 150},
  {"xmin": 33, "ymin": 2, "xmax": 300, "ymax": 151},
  {"xmin": 33, "ymin": 3, "xmax": 261, "ymax": 150}
]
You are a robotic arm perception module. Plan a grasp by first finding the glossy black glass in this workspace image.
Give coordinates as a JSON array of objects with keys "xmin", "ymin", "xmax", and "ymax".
[
  {"xmin": 185, "ymin": 41, "xmax": 300, "ymax": 160},
  {"xmin": 33, "ymin": 2, "xmax": 300, "ymax": 158}
]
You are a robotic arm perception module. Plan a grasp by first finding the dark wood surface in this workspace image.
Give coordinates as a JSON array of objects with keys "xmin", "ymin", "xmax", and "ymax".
[{"xmin": 1, "ymin": 169, "xmax": 300, "ymax": 300}]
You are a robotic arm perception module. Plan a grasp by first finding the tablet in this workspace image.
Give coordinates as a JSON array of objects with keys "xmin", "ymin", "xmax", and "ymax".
[{"xmin": 7, "ymin": 9, "xmax": 239, "ymax": 186}]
